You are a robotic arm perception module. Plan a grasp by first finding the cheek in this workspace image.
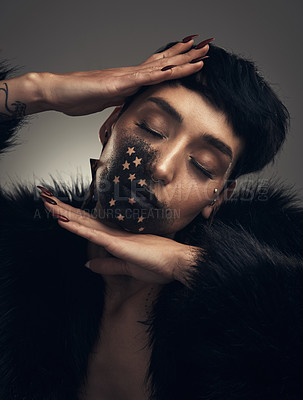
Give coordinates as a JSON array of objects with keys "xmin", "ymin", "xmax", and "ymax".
[
  {"xmin": 164, "ymin": 176, "xmax": 210, "ymax": 215},
  {"xmin": 158, "ymin": 181, "xmax": 209, "ymax": 233},
  {"xmin": 98, "ymin": 134, "xmax": 116, "ymax": 164}
]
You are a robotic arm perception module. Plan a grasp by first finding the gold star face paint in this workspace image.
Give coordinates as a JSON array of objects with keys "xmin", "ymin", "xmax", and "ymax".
[
  {"xmin": 122, "ymin": 160, "xmax": 130, "ymax": 170},
  {"xmin": 95, "ymin": 136, "xmax": 176, "ymax": 234}
]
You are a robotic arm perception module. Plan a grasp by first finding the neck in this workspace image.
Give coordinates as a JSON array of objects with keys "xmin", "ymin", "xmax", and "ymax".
[{"xmin": 87, "ymin": 241, "xmax": 162, "ymax": 311}]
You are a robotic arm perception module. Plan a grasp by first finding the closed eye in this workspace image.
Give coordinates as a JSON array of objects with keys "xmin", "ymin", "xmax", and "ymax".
[
  {"xmin": 136, "ymin": 121, "xmax": 214, "ymax": 179},
  {"xmin": 135, "ymin": 121, "xmax": 165, "ymax": 139},
  {"xmin": 190, "ymin": 156, "xmax": 214, "ymax": 180}
]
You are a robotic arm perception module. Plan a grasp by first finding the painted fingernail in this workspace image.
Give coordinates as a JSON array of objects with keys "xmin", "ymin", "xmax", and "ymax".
[
  {"xmin": 58, "ymin": 215, "xmax": 69, "ymax": 222},
  {"xmin": 194, "ymin": 38, "xmax": 214, "ymax": 49},
  {"xmin": 182, "ymin": 34, "xmax": 199, "ymax": 43},
  {"xmin": 40, "ymin": 193, "xmax": 57, "ymax": 205},
  {"xmin": 161, "ymin": 65, "xmax": 177, "ymax": 71},
  {"xmin": 190, "ymin": 55, "xmax": 210, "ymax": 64},
  {"xmin": 85, "ymin": 261, "xmax": 91, "ymax": 269},
  {"xmin": 37, "ymin": 185, "xmax": 54, "ymax": 196}
]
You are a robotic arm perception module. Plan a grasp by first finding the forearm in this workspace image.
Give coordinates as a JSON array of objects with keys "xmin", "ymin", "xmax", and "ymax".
[{"xmin": 0, "ymin": 72, "xmax": 51, "ymax": 120}]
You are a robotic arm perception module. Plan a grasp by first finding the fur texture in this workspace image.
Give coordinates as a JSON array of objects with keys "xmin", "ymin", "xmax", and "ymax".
[{"xmin": 1, "ymin": 180, "xmax": 303, "ymax": 400}]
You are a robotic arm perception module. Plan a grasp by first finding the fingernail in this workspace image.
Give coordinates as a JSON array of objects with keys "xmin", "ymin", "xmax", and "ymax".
[
  {"xmin": 161, "ymin": 65, "xmax": 177, "ymax": 71},
  {"xmin": 190, "ymin": 55, "xmax": 210, "ymax": 64},
  {"xmin": 40, "ymin": 193, "xmax": 57, "ymax": 205},
  {"xmin": 85, "ymin": 261, "xmax": 91, "ymax": 269},
  {"xmin": 194, "ymin": 37, "xmax": 214, "ymax": 49},
  {"xmin": 37, "ymin": 185, "xmax": 54, "ymax": 196},
  {"xmin": 58, "ymin": 215, "xmax": 69, "ymax": 222},
  {"xmin": 182, "ymin": 34, "xmax": 199, "ymax": 43}
]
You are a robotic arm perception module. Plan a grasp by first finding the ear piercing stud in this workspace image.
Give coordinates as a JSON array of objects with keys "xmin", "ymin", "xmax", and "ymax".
[{"xmin": 209, "ymin": 188, "xmax": 218, "ymax": 206}]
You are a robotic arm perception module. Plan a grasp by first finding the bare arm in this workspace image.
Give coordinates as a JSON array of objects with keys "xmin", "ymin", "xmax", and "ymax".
[
  {"xmin": 0, "ymin": 73, "xmax": 47, "ymax": 120},
  {"xmin": 0, "ymin": 38, "xmax": 210, "ymax": 121}
]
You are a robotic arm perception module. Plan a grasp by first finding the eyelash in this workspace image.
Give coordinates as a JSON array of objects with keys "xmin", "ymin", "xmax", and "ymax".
[
  {"xmin": 135, "ymin": 121, "xmax": 214, "ymax": 180},
  {"xmin": 135, "ymin": 121, "xmax": 165, "ymax": 139},
  {"xmin": 189, "ymin": 157, "xmax": 214, "ymax": 180}
]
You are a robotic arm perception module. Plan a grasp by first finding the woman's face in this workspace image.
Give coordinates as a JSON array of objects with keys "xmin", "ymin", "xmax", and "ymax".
[{"xmin": 95, "ymin": 84, "xmax": 243, "ymax": 235}]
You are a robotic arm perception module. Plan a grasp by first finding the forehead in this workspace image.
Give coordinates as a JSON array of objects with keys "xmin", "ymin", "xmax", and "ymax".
[{"xmin": 122, "ymin": 84, "xmax": 243, "ymax": 164}]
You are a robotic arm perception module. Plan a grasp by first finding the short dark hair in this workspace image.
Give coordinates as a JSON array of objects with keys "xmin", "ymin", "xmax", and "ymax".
[{"xmin": 120, "ymin": 43, "xmax": 290, "ymax": 180}]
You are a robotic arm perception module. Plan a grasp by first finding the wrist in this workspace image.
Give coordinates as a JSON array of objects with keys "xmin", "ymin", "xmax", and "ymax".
[
  {"xmin": 23, "ymin": 72, "xmax": 54, "ymax": 114},
  {"xmin": 8, "ymin": 72, "xmax": 53, "ymax": 115},
  {"xmin": 174, "ymin": 245, "xmax": 202, "ymax": 288},
  {"xmin": 0, "ymin": 72, "xmax": 51, "ymax": 118}
]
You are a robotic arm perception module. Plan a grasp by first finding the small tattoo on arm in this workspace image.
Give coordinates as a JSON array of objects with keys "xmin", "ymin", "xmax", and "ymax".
[{"xmin": 0, "ymin": 82, "xmax": 26, "ymax": 120}]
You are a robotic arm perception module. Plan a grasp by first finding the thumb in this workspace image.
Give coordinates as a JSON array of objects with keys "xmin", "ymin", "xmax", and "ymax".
[{"xmin": 85, "ymin": 257, "xmax": 130, "ymax": 276}]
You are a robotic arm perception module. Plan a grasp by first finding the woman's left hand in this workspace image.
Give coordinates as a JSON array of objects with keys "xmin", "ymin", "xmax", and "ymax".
[{"xmin": 39, "ymin": 190, "xmax": 202, "ymax": 286}]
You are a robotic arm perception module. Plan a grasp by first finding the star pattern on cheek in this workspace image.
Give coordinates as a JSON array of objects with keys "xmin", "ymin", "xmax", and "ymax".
[
  {"xmin": 133, "ymin": 157, "xmax": 142, "ymax": 167},
  {"xmin": 138, "ymin": 179, "xmax": 146, "ymax": 187},
  {"xmin": 117, "ymin": 213, "xmax": 125, "ymax": 221},
  {"xmin": 122, "ymin": 160, "xmax": 130, "ymax": 170},
  {"xmin": 137, "ymin": 216, "xmax": 145, "ymax": 223},
  {"xmin": 126, "ymin": 147, "xmax": 135, "ymax": 156},
  {"xmin": 109, "ymin": 198, "xmax": 116, "ymax": 207},
  {"xmin": 113, "ymin": 176, "xmax": 120, "ymax": 184},
  {"xmin": 138, "ymin": 227, "xmax": 145, "ymax": 232},
  {"xmin": 128, "ymin": 173, "xmax": 136, "ymax": 182},
  {"xmin": 128, "ymin": 197, "xmax": 136, "ymax": 205}
]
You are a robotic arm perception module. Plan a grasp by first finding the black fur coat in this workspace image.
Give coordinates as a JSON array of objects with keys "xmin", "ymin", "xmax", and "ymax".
[{"xmin": 1, "ymin": 65, "xmax": 303, "ymax": 400}]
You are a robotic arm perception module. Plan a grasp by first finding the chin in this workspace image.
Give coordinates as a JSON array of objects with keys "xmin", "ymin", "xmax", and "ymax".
[{"xmin": 95, "ymin": 200, "xmax": 176, "ymax": 235}]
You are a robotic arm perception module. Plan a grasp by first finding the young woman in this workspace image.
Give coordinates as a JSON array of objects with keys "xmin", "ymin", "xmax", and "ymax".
[{"xmin": 1, "ymin": 36, "xmax": 302, "ymax": 400}]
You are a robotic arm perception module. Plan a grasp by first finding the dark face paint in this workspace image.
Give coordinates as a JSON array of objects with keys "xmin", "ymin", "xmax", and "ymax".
[{"xmin": 95, "ymin": 135, "xmax": 176, "ymax": 234}]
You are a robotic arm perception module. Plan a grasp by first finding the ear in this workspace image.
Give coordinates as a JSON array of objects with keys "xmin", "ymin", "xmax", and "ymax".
[
  {"xmin": 99, "ymin": 106, "xmax": 124, "ymax": 146},
  {"xmin": 201, "ymin": 180, "xmax": 237, "ymax": 220}
]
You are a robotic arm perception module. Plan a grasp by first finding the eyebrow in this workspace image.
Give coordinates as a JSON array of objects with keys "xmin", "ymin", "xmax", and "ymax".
[
  {"xmin": 200, "ymin": 133, "xmax": 233, "ymax": 161},
  {"xmin": 146, "ymin": 96, "xmax": 233, "ymax": 161},
  {"xmin": 147, "ymin": 97, "xmax": 183, "ymax": 124}
]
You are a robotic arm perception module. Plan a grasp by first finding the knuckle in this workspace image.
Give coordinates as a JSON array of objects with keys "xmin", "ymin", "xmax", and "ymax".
[
  {"xmin": 132, "ymin": 70, "xmax": 141, "ymax": 81},
  {"xmin": 148, "ymin": 53, "xmax": 159, "ymax": 62},
  {"xmin": 183, "ymin": 51, "xmax": 193, "ymax": 61}
]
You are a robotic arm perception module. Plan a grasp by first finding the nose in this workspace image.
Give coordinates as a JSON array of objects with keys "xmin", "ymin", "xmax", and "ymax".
[{"xmin": 151, "ymin": 139, "xmax": 185, "ymax": 185}]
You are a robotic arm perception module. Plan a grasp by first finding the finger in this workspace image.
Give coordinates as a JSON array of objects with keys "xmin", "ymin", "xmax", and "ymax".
[
  {"xmin": 157, "ymin": 60, "xmax": 207, "ymax": 81},
  {"xmin": 57, "ymin": 218, "xmax": 122, "ymax": 250},
  {"xmin": 38, "ymin": 191, "xmax": 96, "ymax": 220},
  {"xmin": 85, "ymin": 257, "xmax": 130, "ymax": 276},
  {"xmin": 57, "ymin": 217, "xmax": 146, "ymax": 264},
  {"xmin": 40, "ymin": 193, "xmax": 137, "ymax": 240},
  {"xmin": 117, "ymin": 59, "xmax": 205, "ymax": 90},
  {"xmin": 141, "ymin": 37, "xmax": 212, "ymax": 68},
  {"xmin": 105, "ymin": 44, "xmax": 210, "ymax": 94},
  {"xmin": 131, "ymin": 43, "xmax": 209, "ymax": 76},
  {"xmin": 141, "ymin": 40, "xmax": 195, "ymax": 65},
  {"xmin": 159, "ymin": 44, "xmax": 210, "ymax": 68},
  {"xmin": 40, "ymin": 195, "xmax": 106, "ymax": 232}
]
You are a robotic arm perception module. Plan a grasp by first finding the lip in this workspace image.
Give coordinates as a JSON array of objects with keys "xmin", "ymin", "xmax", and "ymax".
[
  {"xmin": 135, "ymin": 191, "xmax": 157, "ymax": 209},
  {"xmin": 120, "ymin": 185, "xmax": 158, "ymax": 209}
]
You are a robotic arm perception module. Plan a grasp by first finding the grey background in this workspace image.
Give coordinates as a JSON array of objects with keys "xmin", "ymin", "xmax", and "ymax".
[{"xmin": 0, "ymin": 0, "xmax": 302, "ymax": 197}]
